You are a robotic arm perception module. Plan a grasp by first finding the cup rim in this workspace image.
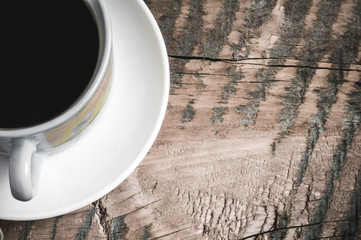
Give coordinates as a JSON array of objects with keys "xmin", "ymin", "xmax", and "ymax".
[{"xmin": 0, "ymin": 0, "xmax": 112, "ymax": 138}]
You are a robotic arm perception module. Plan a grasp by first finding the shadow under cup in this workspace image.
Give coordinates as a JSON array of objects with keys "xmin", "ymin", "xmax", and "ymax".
[{"xmin": 0, "ymin": 0, "xmax": 112, "ymax": 201}]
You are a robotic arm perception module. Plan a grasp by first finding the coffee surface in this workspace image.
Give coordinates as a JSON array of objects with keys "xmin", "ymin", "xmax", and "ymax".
[{"xmin": 1, "ymin": 1, "xmax": 99, "ymax": 128}]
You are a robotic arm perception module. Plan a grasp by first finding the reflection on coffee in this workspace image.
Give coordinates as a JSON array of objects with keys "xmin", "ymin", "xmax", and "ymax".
[{"xmin": 1, "ymin": 1, "xmax": 99, "ymax": 128}]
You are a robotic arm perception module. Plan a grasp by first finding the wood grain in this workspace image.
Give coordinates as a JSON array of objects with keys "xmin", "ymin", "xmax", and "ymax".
[{"xmin": 1, "ymin": 0, "xmax": 361, "ymax": 239}]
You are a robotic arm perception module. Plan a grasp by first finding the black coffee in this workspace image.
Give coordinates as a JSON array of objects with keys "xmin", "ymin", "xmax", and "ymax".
[{"xmin": 1, "ymin": 1, "xmax": 99, "ymax": 128}]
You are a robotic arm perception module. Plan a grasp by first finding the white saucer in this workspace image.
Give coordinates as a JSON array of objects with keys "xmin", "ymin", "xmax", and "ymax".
[{"xmin": 0, "ymin": 0, "xmax": 169, "ymax": 221}]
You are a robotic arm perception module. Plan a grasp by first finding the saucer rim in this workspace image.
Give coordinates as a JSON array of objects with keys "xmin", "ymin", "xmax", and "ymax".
[{"xmin": 0, "ymin": 0, "xmax": 169, "ymax": 221}]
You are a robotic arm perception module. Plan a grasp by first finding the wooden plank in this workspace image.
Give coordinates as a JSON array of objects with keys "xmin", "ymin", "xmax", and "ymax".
[{"xmin": 1, "ymin": 0, "xmax": 361, "ymax": 239}]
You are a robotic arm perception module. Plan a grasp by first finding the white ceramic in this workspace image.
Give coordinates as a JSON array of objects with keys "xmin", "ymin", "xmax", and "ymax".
[
  {"xmin": 0, "ymin": 0, "xmax": 169, "ymax": 220},
  {"xmin": 1, "ymin": 0, "xmax": 113, "ymax": 202}
]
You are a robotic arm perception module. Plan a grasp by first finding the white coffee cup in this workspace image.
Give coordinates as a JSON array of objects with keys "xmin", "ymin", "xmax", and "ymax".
[{"xmin": 0, "ymin": 0, "xmax": 112, "ymax": 201}]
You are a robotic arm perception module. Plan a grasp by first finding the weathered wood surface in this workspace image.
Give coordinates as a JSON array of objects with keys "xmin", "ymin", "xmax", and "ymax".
[{"xmin": 1, "ymin": 0, "xmax": 361, "ymax": 239}]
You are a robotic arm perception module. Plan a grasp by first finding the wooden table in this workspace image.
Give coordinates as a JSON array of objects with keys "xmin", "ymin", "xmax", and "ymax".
[{"xmin": 1, "ymin": 0, "xmax": 361, "ymax": 239}]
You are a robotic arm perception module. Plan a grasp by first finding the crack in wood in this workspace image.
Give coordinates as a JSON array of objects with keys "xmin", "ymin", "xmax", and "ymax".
[
  {"xmin": 117, "ymin": 192, "xmax": 142, "ymax": 205},
  {"xmin": 233, "ymin": 0, "xmax": 313, "ymax": 130},
  {"xmin": 151, "ymin": 226, "xmax": 193, "ymax": 239},
  {"xmin": 170, "ymin": 54, "xmax": 361, "ymax": 66},
  {"xmin": 239, "ymin": 219, "xmax": 358, "ymax": 240},
  {"xmin": 274, "ymin": 0, "xmax": 346, "ymax": 152},
  {"xmin": 168, "ymin": 0, "xmax": 206, "ymax": 88},
  {"xmin": 93, "ymin": 199, "xmax": 112, "ymax": 238},
  {"xmin": 169, "ymin": 55, "xmax": 361, "ymax": 72},
  {"xmin": 113, "ymin": 200, "xmax": 160, "ymax": 219},
  {"xmin": 260, "ymin": 206, "xmax": 269, "ymax": 234}
]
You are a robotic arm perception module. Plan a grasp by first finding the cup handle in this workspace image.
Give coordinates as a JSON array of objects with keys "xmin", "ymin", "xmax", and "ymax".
[{"xmin": 9, "ymin": 139, "xmax": 37, "ymax": 201}]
